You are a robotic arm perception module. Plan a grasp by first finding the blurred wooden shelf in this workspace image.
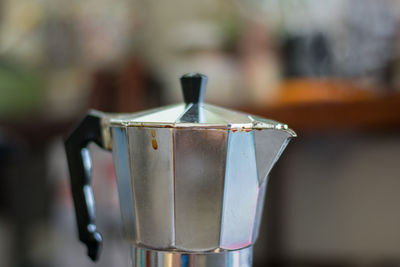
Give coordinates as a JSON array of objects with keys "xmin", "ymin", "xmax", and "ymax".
[
  {"xmin": 238, "ymin": 79, "xmax": 400, "ymax": 134},
  {"xmin": 3, "ymin": 80, "xmax": 400, "ymax": 139}
]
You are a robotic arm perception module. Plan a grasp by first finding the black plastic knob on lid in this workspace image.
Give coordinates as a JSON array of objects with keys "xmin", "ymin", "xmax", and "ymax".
[{"xmin": 180, "ymin": 73, "xmax": 207, "ymax": 105}]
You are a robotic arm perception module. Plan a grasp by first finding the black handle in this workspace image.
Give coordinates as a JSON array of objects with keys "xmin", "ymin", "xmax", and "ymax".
[
  {"xmin": 180, "ymin": 73, "xmax": 207, "ymax": 104},
  {"xmin": 64, "ymin": 110, "xmax": 106, "ymax": 261}
]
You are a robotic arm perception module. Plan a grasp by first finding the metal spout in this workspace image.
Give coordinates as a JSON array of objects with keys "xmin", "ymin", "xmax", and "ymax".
[{"xmin": 254, "ymin": 127, "xmax": 296, "ymax": 185}]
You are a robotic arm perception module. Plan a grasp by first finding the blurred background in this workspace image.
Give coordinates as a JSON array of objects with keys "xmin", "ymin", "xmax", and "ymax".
[{"xmin": 1, "ymin": 0, "xmax": 400, "ymax": 266}]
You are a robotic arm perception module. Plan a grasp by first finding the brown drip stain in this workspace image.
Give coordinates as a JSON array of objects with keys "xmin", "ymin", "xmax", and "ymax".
[
  {"xmin": 152, "ymin": 139, "xmax": 158, "ymax": 150},
  {"xmin": 231, "ymin": 128, "xmax": 254, "ymax": 133},
  {"xmin": 151, "ymin": 129, "xmax": 158, "ymax": 150}
]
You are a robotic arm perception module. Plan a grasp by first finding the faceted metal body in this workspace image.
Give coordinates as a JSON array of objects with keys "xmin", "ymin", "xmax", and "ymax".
[
  {"xmin": 65, "ymin": 73, "xmax": 295, "ymax": 267},
  {"xmin": 110, "ymin": 123, "xmax": 293, "ymax": 252}
]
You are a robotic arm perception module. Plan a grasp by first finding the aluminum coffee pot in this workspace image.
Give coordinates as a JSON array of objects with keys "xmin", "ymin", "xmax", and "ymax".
[{"xmin": 65, "ymin": 73, "xmax": 296, "ymax": 267}]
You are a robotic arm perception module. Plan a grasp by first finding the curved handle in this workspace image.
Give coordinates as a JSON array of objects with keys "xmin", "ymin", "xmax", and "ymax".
[{"xmin": 64, "ymin": 110, "xmax": 106, "ymax": 261}]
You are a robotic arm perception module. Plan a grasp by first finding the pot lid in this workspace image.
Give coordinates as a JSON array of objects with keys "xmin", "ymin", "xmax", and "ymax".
[{"xmin": 109, "ymin": 73, "xmax": 295, "ymax": 134}]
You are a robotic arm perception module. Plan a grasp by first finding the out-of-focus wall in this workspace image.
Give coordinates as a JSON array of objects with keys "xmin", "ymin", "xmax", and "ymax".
[{"xmin": 265, "ymin": 134, "xmax": 400, "ymax": 265}]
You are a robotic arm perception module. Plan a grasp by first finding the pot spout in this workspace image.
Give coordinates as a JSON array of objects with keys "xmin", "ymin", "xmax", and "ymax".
[{"xmin": 254, "ymin": 126, "xmax": 296, "ymax": 185}]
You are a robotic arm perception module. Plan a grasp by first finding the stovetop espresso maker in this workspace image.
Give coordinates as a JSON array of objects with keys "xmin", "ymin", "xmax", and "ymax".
[{"xmin": 65, "ymin": 73, "xmax": 295, "ymax": 267}]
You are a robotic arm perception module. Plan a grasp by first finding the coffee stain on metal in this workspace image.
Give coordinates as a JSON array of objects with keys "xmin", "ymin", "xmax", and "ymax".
[{"xmin": 151, "ymin": 129, "xmax": 158, "ymax": 150}]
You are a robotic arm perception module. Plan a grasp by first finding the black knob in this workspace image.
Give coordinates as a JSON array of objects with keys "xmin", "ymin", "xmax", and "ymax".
[{"xmin": 180, "ymin": 73, "xmax": 207, "ymax": 104}]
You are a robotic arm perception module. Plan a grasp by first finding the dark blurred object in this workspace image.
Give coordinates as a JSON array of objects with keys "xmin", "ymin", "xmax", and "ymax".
[
  {"xmin": 89, "ymin": 57, "xmax": 163, "ymax": 113},
  {"xmin": 89, "ymin": 69, "xmax": 118, "ymax": 113},
  {"xmin": 282, "ymin": 32, "xmax": 333, "ymax": 78},
  {"xmin": 0, "ymin": 115, "xmax": 75, "ymax": 267},
  {"xmin": 0, "ymin": 128, "xmax": 52, "ymax": 267},
  {"xmin": 0, "ymin": 130, "xmax": 25, "ymax": 213},
  {"xmin": 280, "ymin": 0, "xmax": 400, "ymax": 88},
  {"xmin": 335, "ymin": 0, "xmax": 399, "ymax": 86}
]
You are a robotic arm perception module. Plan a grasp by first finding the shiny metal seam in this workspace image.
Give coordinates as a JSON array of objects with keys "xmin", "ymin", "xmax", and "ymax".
[
  {"xmin": 219, "ymin": 129, "xmax": 229, "ymax": 248},
  {"xmin": 247, "ymin": 131, "xmax": 259, "ymax": 246},
  {"xmin": 130, "ymin": 246, "xmax": 253, "ymax": 267},
  {"xmin": 217, "ymin": 129, "xmax": 228, "ymax": 248},
  {"xmin": 250, "ymin": 138, "xmax": 266, "ymax": 243},
  {"xmin": 109, "ymin": 122, "xmax": 295, "ymax": 131},
  {"xmin": 171, "ymin": 127, "xmax": 177, "ymax": 248},
  {"xmin": 126, "ymin": 127, "xmax": 142, "ymax": 243}
]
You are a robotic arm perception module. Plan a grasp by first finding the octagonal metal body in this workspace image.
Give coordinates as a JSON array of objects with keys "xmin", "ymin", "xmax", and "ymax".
[{"xmin": 111, "ymin": 124, "xmax": 293, "ymax": 252}]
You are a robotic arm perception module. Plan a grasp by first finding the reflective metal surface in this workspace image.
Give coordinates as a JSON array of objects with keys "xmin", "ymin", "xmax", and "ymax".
[
  {"xmin": 67, "ymin": 73, "xmax": 295, "ymax": 266},
  {"xmin": 251, "ymin": 179, "xmax": 268, "ymax": 244},
  {"xmin": 107, "ymin": 74, "xmax": 296, "ymax": 265},
  {"xmin": 174, "ymin": 128, "xmax": 227, "ymax": 251},
  {"xmin": 254, "ymin": 128, "xmax": 293, "ymax": 185},
  {"xmin": 111, "ymin": 127, "xmax": 136, "ymax": 241},
  {"xmin": 108, "ymin": 102, "xmax": 296, "ymax": 134},
  {"xmin": 111, "ymin": 126, "xmax": 294, "ymax": 252},
  {"xmin": 220, "ymin": 131, "xmax": 258, "ymax": 250},
  {"xmin": 130, "ymin": 246, "xmax": 252, "ymax": 267}
]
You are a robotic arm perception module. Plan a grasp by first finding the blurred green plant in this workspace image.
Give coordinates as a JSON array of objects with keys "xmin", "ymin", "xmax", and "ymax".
[{"xmin": 0, "ymin": 58, "xmax": 44, "ymax": 119}]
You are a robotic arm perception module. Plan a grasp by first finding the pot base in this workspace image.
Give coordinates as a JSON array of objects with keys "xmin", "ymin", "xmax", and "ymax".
[{"xmin": 130, "ymin": 246, "xmax": 252, "ymax": 267}]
